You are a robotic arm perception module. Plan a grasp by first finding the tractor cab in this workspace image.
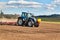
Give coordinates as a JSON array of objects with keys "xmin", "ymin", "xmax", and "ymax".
[{"xmin": 21, "ymin": 12, "xmax": 33, "ymax": 18}]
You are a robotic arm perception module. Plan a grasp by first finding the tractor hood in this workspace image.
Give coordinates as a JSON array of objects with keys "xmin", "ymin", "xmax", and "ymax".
[
  {"xmin": 30, "ymin": 16, "xmax": 41, "ymax": 23},
  {"xmin": 32, "ymin": 16, "xmax": 41, "ymax": 23}
]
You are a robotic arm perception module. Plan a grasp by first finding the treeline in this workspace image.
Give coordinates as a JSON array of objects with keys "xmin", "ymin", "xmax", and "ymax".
[
  {"xmin": 36, "ymin": 14, "xmax": 60, "ymax": 18},
  {"xmin": 36, "ymin": 14, "xmax": 60, "ymax": 22},
  {"xmin": 0, "ymin": 11, "xmax": 19, "ymax": 19}
]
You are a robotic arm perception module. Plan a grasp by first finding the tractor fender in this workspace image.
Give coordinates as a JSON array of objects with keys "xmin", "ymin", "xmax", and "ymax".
[
  {"xmin": 18, "ymin": 17, "xmax": 25, "ymax": 20},
  {"xmin": 18, "ymin": 17, "xmax": 22, "ymax": 19}
]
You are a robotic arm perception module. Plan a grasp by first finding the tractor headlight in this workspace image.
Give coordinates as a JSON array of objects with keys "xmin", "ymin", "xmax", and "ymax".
[{"xmin": 37, "ymin": 18, "xmax": 41, "ymax": 23}]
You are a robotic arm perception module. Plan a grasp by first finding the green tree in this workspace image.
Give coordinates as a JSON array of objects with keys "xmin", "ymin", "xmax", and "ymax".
[{"xmin": 0, "ymin": 10, "xmax": 4, "ymax": 18}]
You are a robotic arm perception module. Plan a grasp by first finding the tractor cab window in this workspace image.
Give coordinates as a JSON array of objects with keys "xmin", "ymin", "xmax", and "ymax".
[
  {"xmin": 21, "ymin": 13, "xmax": 24, "ymax": 17},
  {"xmin": 28, "ymin": 13, "xmax": 32, "ymax": 17},
  {"xmin": 28, "ymin": 13, "xmax": 34, "ymax": 17},
  {"xmin": 21, "ymin": 13, "xmax": 28, "ymax": 17}
]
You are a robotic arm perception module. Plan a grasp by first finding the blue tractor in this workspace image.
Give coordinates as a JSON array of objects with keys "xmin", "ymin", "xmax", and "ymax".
[{"xmin": 17, "ymin": 12, "xmax": 41, "ymax": 27}]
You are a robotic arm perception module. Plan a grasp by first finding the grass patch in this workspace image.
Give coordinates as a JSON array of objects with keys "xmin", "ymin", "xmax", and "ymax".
[{"xmin": 41, "ymin": 17, "xmax": 60, "ymax": 22}]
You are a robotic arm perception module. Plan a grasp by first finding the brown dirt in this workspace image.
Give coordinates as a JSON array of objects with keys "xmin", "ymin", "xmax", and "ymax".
[{"xmin": 0, "ymin": 22, "xmax": 60, "ymax": 40}]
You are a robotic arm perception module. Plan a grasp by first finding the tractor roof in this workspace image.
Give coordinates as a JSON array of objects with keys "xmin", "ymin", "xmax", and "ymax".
[{"xmin": 22, "ymin": 12, "xmax": 31, "ymax": 14}]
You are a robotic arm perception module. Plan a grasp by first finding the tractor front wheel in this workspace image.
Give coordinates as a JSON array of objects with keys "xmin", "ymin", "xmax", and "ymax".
[
  {"xmin": 34, "ymin": 23, "xmax": 39, "ymax": 27},
  {"xmin": 28, "ymin": 20, "xmax": 33, "ymax": 27}
]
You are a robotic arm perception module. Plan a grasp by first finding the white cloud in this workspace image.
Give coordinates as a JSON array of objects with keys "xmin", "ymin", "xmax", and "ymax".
[
  {"xmin": 0, "ymin": 2, "xmax": 6, "ymax": 5},
  {"xmin": 46, "ymin": 0, "xmax": 60, "ymax": 10},
  {"xmin": 7, "ymin": 0, "xmax": 42, "ymax": 8},
  {"xmin": 18, "ymin": 5, "xmax": 42, "ymax": 8},
  {"xmin": 0, "ymin": 2, "xmax": 7, "ymax": 6},
  {"xmin": 8, "ymin": 0, "xmax": 40, "ymax": 5},
  {"xmin": 0, "ymin": 2, "xmax": 18, "ymax": 9},
  {"xmin": 6, "ymin": 6, "xmax": 18, "ymax": 8},
  {"xmin": 44, "ymin": 0, "xmax": 60, "ymax": 12},
  {"xmin": 54, "ymin": 0, "xmax": 60, "ymax": 3},
  {"xmin": 0, "ymin": 2, "xmax": 7, "ymax": 9},
  {"xmin": 45, "ymin": 4, "xmax": 57, "ymax": 10},
  {"xmin": 0, "ymin": 0, "xmax": 43, "ymax": 8},
  {"xmin": 52, "ymin": 0, "xmax": 60, "ymax": 5}
]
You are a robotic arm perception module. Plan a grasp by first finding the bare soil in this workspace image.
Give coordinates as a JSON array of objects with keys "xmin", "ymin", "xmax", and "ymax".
[{"xmin": 0, "ymin": 21, "xmax": 60, "ymax": 40}]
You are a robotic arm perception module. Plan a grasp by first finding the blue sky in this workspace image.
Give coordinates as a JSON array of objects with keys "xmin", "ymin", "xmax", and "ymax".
[{"xmin": 0, "ymin": 0, "xmax": 60, "ymax": 16}]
